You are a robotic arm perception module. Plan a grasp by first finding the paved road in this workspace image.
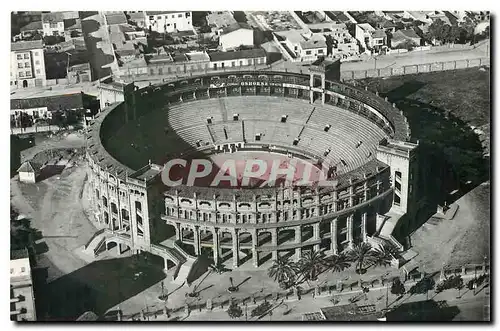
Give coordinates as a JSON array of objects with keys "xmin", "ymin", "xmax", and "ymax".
[{"xmin": 269, "ymin": 41, "xmax": 490, "ymax": 73}]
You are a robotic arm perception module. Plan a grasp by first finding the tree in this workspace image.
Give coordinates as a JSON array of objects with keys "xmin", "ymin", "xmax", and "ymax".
[
  {"xmin": 267, "ymin": 255, "xmax": 299, "ymax": 289},
  {"xmin": 346, "ymin": 242, "xmax": 376, "ymax": 274},
  {"xmin": 409, "ymin": 275, "xmax": 435, "ymax": 299},
  {"xmin": 371, "ymin": 244, "xmax": 398, "ymax": 268},
  {"xmin": 325, "ymin": 252, "xmax": 350, "ymax": 273},
  {"xmin": 297, "ymin": 250, "xmax": 328, "ymax": 283},
  {"xmin": 226, "ymin": 299, "xmax": 243, "ymax": 319},
  {"xmin": 250, "ymin": 301, "xmax": 271, "ymax": 317},
  {"xmin": 390, "ymin": 278, "xmax": 406, "ymax": 297},
  {"xmin": 395, "ymin": 39, "xmax": 418, "ymax": 51}
]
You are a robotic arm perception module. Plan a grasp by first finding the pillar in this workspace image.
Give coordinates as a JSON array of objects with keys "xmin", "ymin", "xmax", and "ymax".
[
  {"xmin": 294, "ymin": 226, "xmax": 301, "ymax": 261},
  {"xmin": 193, "ymin": 91, "xmax": 196, "ymax": 100},
  {"xmin": 271, "ymin": 229, "xmax": 278, "ymax": 260},
  {"xmin": 347, "ymin": 215, "xmax": 354, "ymax": 248},
  {"xmin": 193, "ymin": 226, "xmax": 201, "ymax": 256},
  {"xmin": 252, "ymin": 230, "xmax": 258, "ymax": 267},
  {"xmin": 330, "ymin": 218, "xmax": 338, "ymax": 255},
  {"xmin": 361, "ymin": 213, "xmax": 367, "ymax": 242},
  {"xmin": 175, "ymin": 223, "xmax": 181, "ymax": 240},
  {"xmin": 313, "ymin": 223, "xmax": 320, "ymax": 252},
  {"xmin": 232, "ymin": 229, "xmax": 239, "ymax": 268},
  {"xmin": 212, "ymin": 227, "xmax": 220, "ymax": 264}
]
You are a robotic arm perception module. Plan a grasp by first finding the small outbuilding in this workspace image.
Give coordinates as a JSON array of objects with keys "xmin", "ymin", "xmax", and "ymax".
[{"xmin": 17, "ymin": 161, "xmax": 41, "ymax": 183}]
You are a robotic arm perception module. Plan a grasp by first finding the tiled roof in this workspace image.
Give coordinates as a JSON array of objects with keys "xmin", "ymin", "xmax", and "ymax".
[
  {"xmin": 17, "ymin": 161, "xmax": 41, "ymax": 174},
  {"xmin": 11, "ymin": 248, "xmax": 29, "ymax": 260},
  {"xmin": 145, "ymin": 11, "xmax": 186, "ymax": 15},
  {"xmin": 372, "ymin": 29, "xmax": 387, "ymax": 39},
  {"xmin": 105, "ymin": 12, "xmax": 128, "ymax": 26},
  {"xmin": 11, "ymin": 93, "xmax": 90, "ymax": 112},
  {"xmin": 42, "ymin": 12, "xmax": 64, "ymax": 23},
  {"xmin": 11, "ymin": 40, "xmax": 43, "ymax": 52},
  {"xmin": 20, "ymin": 21, "xmax": 43, "ymax": 32},
  {"xmin": 128, "ymin": 12, "xmax": 145, "ymax": 21},
  {"xmin": 209, "ymin": 48, "xmax": 266, "ymax": 62},
  {"xmin": 63, "ymin": 18, "xmax": 81, "ymax": 30},
  {"xmin": 393, "ymin": 29, "xmax": 421, "ymax": 40},
  {"xmin": 221, "ymin": 22, "xmax": 252, "ymax": 35}
]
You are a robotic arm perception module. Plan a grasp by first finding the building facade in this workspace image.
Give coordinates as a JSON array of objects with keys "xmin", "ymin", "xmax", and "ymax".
[
  {"xmin": 41, "ymin": 12, "xmax": 65, "ymax": 36},
  {"xmin": 11, "ymin": 40, "xmax": 46, "ymax": 88},
  {"xmin": 145, "ymin": 11, "xmax": 193, "ymax": 34},
  {"xmin": 10, "ymin": 249, "xmax": 37, "ymax": 321}
]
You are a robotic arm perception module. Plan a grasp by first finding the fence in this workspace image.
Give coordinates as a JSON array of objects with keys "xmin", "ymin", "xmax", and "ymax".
[
  {"xmin": 340, "ymin": 57, "xmax": 490, "ymax": 80},
  {"xmin": 120, "ymin": 262, "xmax": 489, "ymax": 321}
]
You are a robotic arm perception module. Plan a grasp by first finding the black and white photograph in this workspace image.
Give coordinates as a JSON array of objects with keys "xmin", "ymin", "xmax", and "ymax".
[{"xmin": 9, "ymin": 8, "xmax": 491, "ymax": 323}]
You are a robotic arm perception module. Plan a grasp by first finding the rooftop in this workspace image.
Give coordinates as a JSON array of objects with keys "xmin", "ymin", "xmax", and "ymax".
[
  {"xmin": 11, "ymin": 40, "xmax": 43, "ymax": 52},
  {"xmin": 105, "ymin": 12, "xmax": 128, "ymax": 25},
  {"xmin": 145, "ymin": 11, "xmax": 186, "ymax": 16},
  {"xmin": 221, "ymin": 22, "xmax": 252, "ymax": 35},
  {"xmin": 393, "ymin": 29, "xmax": 421, "ymax": 40},
  {"xmin": 42, "ymin": 12, "xmax": 65, "ymax": 23},
  {"xmin": 11, "ymin": 248, "xmax": 29, "ymax": 260},
  {"xmin": 208, "ymin": 48, "xmax": 266, "ymax": 62},
  {"xmin": 358, "ymin": 23, "xmax": 375, "ymax": 32},
  {"xmin": 128, "ymin": 12, "xmax": 145, "ymax": 21},
  {"xmin": 372, "ymin": 29, "xmax": 387, "ymax": 39},
  {"xmin": 11, "ymin": 92, "xmax": 92, "ymax": 112},
  {"xmin": 206, "ymin": 11, "xmax": 237, "ymax": 29},
  {"xmin": 17, "ymin": 161, "xmax": 41, "ymax": 174},
  {"xmin": 63, "ymin": 18, "xmax": 81, "ymax": 30},
  {"xmin": 20, "ymin": 21, "xmax": 43, "ymax": 32}
]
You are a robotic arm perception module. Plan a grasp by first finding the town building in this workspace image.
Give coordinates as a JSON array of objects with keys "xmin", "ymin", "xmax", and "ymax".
[
  {"xmin": 67, "ymin": 62, "xmax": 92, "ymax": 83},
  {"xmin": 274, "ymin": 29, "xmax": 327, "ymax": 62},
  {"xmin": 208, "ymin": 48, "xmax": 267, "ymax": 70},
  {"xmin": 206, "ymin": 11, "xmax": 237, "ymax": 32},
  {"xmin": 219, "ymin": 23, "xmax": 254, "ymax": 51},
  {"xmin": 11, "ymin": 40, "xmax": 46, "ymax": 88},
  {"xmin": 355, "ymin": 23, "xmax": 387, "ymax": 53},
  {"xmin": 145, "ymin": 11, "xmax": 193, "ymax": 34},
  {"xmin": 63, "ymin": 18, "xmax": 82, "ymax": 40},
  {"xmin": 17, "ymin": 161, "xmax": 41, "ymax": 183},
  {"xmin": 308, "ymin": 22, "xmax": 359, "ymax": 59},
  {"xmin": 41, "ymin": 12, "xmax": 65, "ymax": 36},
  {"xmin": 390, "ymin": 29, "xmax": 422, "ymax": 48},
  {"xmin": 127, "ymin": 12, "xmax": 146, "ymax": 29},
  {"xmin": 10, "ymin": 249, "xmax": 37, "ymax": 321},
  {"xmin": 11, "ymin": 92, "xmax": 96, "ymax": 129}
]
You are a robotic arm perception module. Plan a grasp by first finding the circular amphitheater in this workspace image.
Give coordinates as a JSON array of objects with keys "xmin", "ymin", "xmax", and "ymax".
[{"xmin": 85, "ymin": 70, "xmax": 416, "ymax": 275}]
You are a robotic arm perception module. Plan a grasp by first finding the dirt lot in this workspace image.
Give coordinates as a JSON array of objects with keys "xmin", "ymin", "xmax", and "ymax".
[{"xmin": 11, "ymin": 156, "xmax": 96, "ymax": 280}]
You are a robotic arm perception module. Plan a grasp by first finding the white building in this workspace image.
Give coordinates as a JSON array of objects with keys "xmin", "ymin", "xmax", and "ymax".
[
  {"xmin": 145, "ymin": 11, "xmax": 193, "ymax": 34},
  {"xmin": 308, "ymin": 22, "xmax": 359, "ymax": 58},
  {"xmin": 208, "ymin": 48, "xmax": 267, "ymax": 70},
  {"xmin": 206, "ymin": 11, "xmax": 237, "ymax": 31},
  {"xmin": 41, "ymin": 12, "xmax": 65, "ymax": 37},
  {"xmin": 17, "ymin": 161, "xmax": 41, "ymax": 183},
  {"xmin": 355, "ymin": 23, "xmax": 387, "ymax": 52},
  {"xmin": 10, "ymin": 249, "xmax": 37, "ymax": 321},
  {"xmin": 11, "ymin": 40, "xmax": 46, "ymax": 88},
  {"xmin": 274, "ymin": 29, "xmax": 327, "ymax": 62},
  {"xmin": 219, "ymin": 23, "xmax": 254, "ymax": 51}
]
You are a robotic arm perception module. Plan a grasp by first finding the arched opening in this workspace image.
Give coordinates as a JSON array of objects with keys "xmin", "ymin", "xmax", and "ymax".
[
  {"xmin": 22, "ymin": 80, "xmax": 28, "ymax": 88},
  {"xmin": 258, "ymin": 231, "xmax": 272, "ymax": 246},
  {"xmin": 278, "ymin": 228, "xmax": 295, "ymax": 245}
]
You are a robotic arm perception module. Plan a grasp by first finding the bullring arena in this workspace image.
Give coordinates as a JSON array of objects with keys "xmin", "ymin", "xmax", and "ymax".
[{"xmin": 84, "ymin": 60, "xmax": 420, "ymax": 283}]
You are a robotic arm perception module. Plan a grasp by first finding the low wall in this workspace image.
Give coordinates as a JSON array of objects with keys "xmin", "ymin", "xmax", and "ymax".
[{"xmin": 341, "ymin": 57, "xmax": 490, "ymax": 80}]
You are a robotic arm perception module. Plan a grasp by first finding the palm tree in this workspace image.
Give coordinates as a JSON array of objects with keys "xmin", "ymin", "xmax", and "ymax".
[
  {"xmin": 346, "ymin": 242, "xmax": 376, "ymax": 274},
  {"xmin": 371, "ymin": 244, "xmax": 399, "ymax": 268},
  {"xmin": 297, "ymin": 250, "xmax": 328, "ymax": 284},
  {"xmin": 267, "ymin": 255, "xmax": 299, "ymax": 289},
  {"xmin": 325, "ymin": 252, "xmax": 351, "ymax": 273}
]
